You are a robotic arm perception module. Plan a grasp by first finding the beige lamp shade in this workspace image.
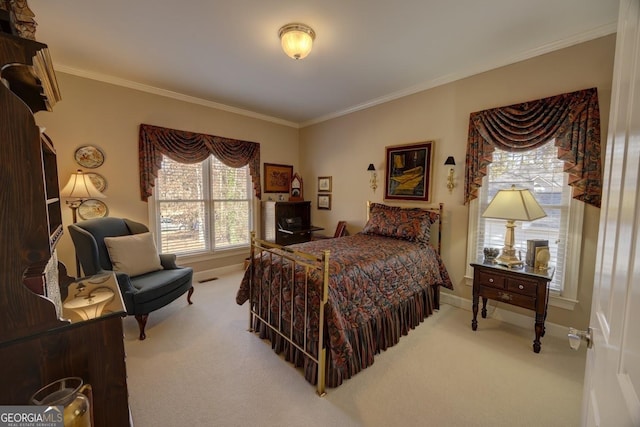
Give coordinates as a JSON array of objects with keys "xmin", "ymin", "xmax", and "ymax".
[
  {"xmin": 482, "ymin": 185, "xmax": 546, "ymax": 267},
  {"xmin": 60, "ymin": 170, "xmax": 106, "ymax": 200},
  {"xmin": 482, "ymin": 185, "xmax": 546, "ymax": 221},
  {"xmin": 279, "ymin": 23, "xmax": 315, "ymax": 60}
]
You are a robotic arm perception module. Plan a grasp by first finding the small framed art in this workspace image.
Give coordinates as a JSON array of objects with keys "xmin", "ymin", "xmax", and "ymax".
[
  {"xmin": 78, "ymin": 199, "xmax": 108, "ymax": 220},
  {"xmin": 74, "ymin": 145, "xmax": 105, "ymax": 169},
  {"xmin": 264, "ymin": 163, "xmax": 293, "ymax": 193},
  {"xmin": 317, "ymin": 194, "xmax": 331, "ymax": 210},
  {"xmin": 318, "ymin": 176, "xmax": 332, "ymax": 193},
  {"xmin": 86, "ymin": 172, "xmax": 107, "ymax": 192},
  {"xmin": 385, "ymin": 140, "xmax": 434, "ymax": 202}
]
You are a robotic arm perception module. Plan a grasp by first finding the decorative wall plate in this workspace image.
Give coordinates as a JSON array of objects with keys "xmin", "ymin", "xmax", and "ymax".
[
  {"xmin": 74, "ymin": 145, "xmax": 105, "ymax": 169},
  {"xmin": 86, "ymin": 172, "xmax": 107, "ymax": 192},
  {"xmin": 78, "ymin": 199, "xmax": 108, "ymax": 220}
]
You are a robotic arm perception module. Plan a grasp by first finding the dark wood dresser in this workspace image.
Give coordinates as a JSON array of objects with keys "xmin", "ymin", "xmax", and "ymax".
[
  {"xmin": 471, "ymin": 261, "xmax": 554, "ymax": 353},
  {"xmin": 0, "ymin": 31, "xmax": 130, "ymax": 425},
  {"xmin": 261, "ymin": 201, "xmax": 321, "ymax": 245}
]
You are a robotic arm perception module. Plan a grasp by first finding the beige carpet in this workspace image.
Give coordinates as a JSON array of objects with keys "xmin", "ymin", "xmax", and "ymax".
[{"xmin": 123, "ymin": 269, "xmax": 586, "ymax": 427}]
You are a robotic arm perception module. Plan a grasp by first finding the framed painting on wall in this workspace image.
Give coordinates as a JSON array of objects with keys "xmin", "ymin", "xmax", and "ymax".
[
  {"xmin": 384, "ymin": 141, "xmax": 434, "ymax": 202},
  {"xmin": 318, "ymin": 176, "xmax": 332, "ymax": 193},
  {"xmin": 317, "ymin": 194, "xmax": 331, "ymax": 210},
  {"xmin": 264, "ymin": 163, "xmax": 293, "ymax": 193}
]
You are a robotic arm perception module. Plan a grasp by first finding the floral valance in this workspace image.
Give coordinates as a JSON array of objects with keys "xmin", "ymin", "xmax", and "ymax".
[
  {"xmin": 139, "ymin": 124, "xmax": 261, "ymax": 201},
  {"xmin": 464, "ymin": 87, "xmax": 602, "ymax": 208}
]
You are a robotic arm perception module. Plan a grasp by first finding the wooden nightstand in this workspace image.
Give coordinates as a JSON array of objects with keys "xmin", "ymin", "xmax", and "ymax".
[{"xmin": 471, "ymin": 261, "xmax": 554, "ymax": 353}]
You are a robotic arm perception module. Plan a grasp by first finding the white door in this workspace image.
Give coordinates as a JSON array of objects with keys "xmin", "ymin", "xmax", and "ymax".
[{"xmin": 581, "ymin": 0, "xmax": 640, "ymax": 425}]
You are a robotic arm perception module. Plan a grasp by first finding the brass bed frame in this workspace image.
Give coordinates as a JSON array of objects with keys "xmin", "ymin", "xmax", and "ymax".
[{"xmin": 246, "ymin": 202, "xmax": 444, "ymax": 396}]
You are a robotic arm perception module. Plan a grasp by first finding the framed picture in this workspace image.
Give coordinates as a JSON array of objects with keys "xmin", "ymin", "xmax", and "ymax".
[
  {"xmin": 384, "ymin": 141, "xmax": 434, "ymax": 202},
  {"xmin": 263, "ymin": 163, "xmax": 293, "ymax": 193},
  {"xmin": 78, "ymin": 199, "xmax": 108, "ymax": 220},
  {"xmin": 318, "ymin": 176, "xmax": 332, "ymax": 193},
  {"xmin": 86, "ymin": 172, "xmax": 107, "ymax": 192},
  {"xmin": 317, "ymin": 194, "xmax": 331, "ymax": 210},
  {"xmin": 74, "ymin": 145, "xmax": 105, "ymax": 169}
]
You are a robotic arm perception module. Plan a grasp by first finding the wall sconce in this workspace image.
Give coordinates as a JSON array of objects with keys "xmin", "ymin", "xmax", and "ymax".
[
  {"xmin": 444, "ymin": 156, "xmax": 456, "ymax": 193},
  {"xmin": 367, "ymin": 164, "xmax": 378, "ymax": 192}
]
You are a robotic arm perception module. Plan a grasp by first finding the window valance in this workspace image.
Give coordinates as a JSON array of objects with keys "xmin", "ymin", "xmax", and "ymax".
[
  {"xmin": 139, "ymin": 124, "xmax": 261, "ymax": 201},
  {"xmin": 464, "ymin": 87, "xmax": 602, "ymax": 208}
]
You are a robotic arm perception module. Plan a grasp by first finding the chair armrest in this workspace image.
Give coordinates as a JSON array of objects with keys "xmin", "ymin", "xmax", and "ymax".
[
  {"xmin": 159, "ymin": 253, "xmax": 179, "ymax": 269},
  {"xmin": 114, "ymin": 271, "xmax": 137, "ymax": 311}
]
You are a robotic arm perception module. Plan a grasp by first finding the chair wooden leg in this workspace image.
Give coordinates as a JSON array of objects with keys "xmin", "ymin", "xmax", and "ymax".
[
  {"xmin": 135, "ymin": 314, "xmax": 148, "ymax": 340},
  {"xmin": 187, "ymin": 286, "xmax": 194, "ymax": 305}
]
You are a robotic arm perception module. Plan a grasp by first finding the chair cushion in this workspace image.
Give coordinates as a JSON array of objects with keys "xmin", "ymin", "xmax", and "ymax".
[
  {"xmin": 104, "ymin": 232, "xmax": 163, "ymax": 277},
  {"xmin": 130, "ymin": 268, "xmax": 193, "ymax": 305}
]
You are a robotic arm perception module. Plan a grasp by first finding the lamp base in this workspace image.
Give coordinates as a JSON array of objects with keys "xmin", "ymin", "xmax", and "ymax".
[{"xmin": 496, "ymin": 249, "xmax": 524, "ymax": 269}]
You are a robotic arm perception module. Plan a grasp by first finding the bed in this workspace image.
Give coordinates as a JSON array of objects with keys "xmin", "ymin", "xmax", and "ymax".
[{"xmin": 236, "ymin": 202, "xmax": 453, "ymax": 395}]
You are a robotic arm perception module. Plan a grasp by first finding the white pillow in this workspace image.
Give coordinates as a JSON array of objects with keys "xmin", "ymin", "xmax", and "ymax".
[{"xmin": 104, "ymin": 232, "xmax": 163, "ymax": 277}]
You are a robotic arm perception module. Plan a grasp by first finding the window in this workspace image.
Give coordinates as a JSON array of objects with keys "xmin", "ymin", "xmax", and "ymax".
[
  {"xmin": 153, "ymin": 155, "xmax": 252, "ymax": 256},
  {"xmin": 472, "ymin": 140, "xmax": 581, "ymax": 296}
]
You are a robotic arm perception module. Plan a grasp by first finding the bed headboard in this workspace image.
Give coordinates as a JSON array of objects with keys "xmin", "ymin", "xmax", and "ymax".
[{"xmin": 366, "ymin": 201, "xmax": 444, "ymax": 254}]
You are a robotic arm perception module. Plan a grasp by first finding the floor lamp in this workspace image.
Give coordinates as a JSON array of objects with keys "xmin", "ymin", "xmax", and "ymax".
[
  {"xmin": 482, "ymin": 185, "xmax": 546, "ymax": 268},
  {"xmin": 60, "ymin": 169, "xmax": 106, "ymax": 277}
]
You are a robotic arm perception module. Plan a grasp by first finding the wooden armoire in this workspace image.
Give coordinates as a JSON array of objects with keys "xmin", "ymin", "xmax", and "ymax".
[{"xmin": 0, "ymin": 24, "xmax": 131, "ymax": 427}]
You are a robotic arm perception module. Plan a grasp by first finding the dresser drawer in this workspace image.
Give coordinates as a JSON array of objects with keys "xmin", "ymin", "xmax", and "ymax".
[
  {"xmin": 506, "ymin": 277, "xmax": 538, "ymax": 296},
  {"xmin": 476, "ymin": 270, "xmax": 506, "ymax": 289},
  {"xmin": 479, "ymin": 286, "xmax": 536, "ymax": 310}
]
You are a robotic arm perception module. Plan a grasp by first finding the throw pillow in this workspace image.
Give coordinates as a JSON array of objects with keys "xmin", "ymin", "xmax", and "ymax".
[
  {"xmin": 362, "ymin": 203, "xmax": 438, "ymax": 243},
  {"xmin": 104, "ymin": 232, "xmax": 163, "ymax": 277}
]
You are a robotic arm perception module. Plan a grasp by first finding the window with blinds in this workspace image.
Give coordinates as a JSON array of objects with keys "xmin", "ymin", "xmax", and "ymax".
[
  {"xmin": 476, "ymin": 140, "xmax": 570, "ymax": 292},
  {"xmin": 154, "ymin": 155, "xmax": 252, "ymax": 255}
]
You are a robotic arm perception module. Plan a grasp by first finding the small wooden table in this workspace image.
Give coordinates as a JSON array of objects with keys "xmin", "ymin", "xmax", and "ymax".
[{"xmin": 471, "ymin": 261, "xmax": 554, "ymax": 353}]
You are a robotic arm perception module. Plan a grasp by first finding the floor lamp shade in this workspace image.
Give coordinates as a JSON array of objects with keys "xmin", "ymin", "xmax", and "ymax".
[
  {"xmin": 482, "ymin": 185, "xmax": 546, "ymax": 267},
  {"xmin": 60, "ymin": 170, "xmax": 106, "ymax": 201}
]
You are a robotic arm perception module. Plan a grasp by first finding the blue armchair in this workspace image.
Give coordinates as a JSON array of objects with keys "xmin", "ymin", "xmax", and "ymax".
[{"xmin": 68, "ymin": 217, "xmax": 194, "ymax": 340}]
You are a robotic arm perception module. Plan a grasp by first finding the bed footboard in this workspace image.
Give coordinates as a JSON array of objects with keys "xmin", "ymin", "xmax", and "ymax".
[{"xmin": 247, "ymin": 232, "xmax": 330, "ymax": 396}]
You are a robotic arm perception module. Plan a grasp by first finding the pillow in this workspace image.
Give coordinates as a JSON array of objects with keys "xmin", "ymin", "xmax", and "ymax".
[
  {"xmin": 104, "ymin": 232, "xmax": 163, "ymax": 277},
  {"xmin": 362, "ymin": 203, "xmax": 438, "ymax": 243}
]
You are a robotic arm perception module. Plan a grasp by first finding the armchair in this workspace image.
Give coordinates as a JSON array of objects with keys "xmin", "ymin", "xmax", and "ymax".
[{"xmin": 68, "ymin": 217, "xmax": 194, "ymax": 340}]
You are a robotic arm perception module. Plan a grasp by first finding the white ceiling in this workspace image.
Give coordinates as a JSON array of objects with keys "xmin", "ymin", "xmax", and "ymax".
[{"xmin": 28, "ymin": 0, "xmax": 618, "ymax": 127}]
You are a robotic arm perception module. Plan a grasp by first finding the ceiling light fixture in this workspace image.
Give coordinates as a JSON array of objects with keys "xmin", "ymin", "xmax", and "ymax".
[{"xmin": 278, "ymin": 23, "xmax": 315, "ymax": 60}]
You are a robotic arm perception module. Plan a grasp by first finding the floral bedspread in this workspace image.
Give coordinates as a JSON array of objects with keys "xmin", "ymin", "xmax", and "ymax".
[{"xmin": 236, "ymin": 233, "xmax": 453, "ymax": 386}]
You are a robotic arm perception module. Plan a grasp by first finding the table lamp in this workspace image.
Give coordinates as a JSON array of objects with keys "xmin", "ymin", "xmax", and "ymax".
[{"xmin": 482, "ymin": 185, "xmax": 546, "ymax": 268}]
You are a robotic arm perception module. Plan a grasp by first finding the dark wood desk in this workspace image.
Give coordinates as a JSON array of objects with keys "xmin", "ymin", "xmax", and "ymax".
[{"xmin": 471, "ymin": 261, "xmax": 554, "ymax": 353}]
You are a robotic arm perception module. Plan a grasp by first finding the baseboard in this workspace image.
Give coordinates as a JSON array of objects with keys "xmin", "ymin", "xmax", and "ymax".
[
  {"xmin": 193, "ymin": 264, "xmax": 243, "ymax": 284},
  {"xmin": 440, "ymin": 291, "xmax": 569, "ymax": 340}
]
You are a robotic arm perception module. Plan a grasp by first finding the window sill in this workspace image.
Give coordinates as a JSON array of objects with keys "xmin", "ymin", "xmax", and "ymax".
[
  {"xmin": 463, "ymin": 275, "xmax": 578, "ymax": 310},
  {"xmin": 548, "ymin": 294, "xmax": 578, "ymax": 310},
  {"xmin": 174, "ymin": 246, "xmax": 249, "ymax": 264}
]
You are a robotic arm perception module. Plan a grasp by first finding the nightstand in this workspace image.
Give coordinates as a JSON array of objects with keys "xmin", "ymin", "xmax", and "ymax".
[{"xmin": 471, "ymin": 261, "xmax": 554, "ymax": 353}]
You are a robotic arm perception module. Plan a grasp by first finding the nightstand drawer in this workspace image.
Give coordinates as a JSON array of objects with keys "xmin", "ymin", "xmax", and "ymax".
[
  {"xmin": 506, "ymin": 277, "xmax": 538, "ymax": 296},
  {"xmin": 477, "ymin": 270, "xmax": 506, "ymax": 289},
  {"xmin": 480, "ymin": 286, "xmax": 536, "ymax": 310}
]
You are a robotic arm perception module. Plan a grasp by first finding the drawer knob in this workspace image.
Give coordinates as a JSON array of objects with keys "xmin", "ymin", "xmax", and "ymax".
[
  {"xmin": 489, "ymin": 278, "xmax": 494, "ymax": 283},
  {"xmin": 518, "ymin": 284, "xmax": 524, "ymax": 290}
]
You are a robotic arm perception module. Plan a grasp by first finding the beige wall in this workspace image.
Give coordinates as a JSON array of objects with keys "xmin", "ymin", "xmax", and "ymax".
[
  {"xmin": 36, "ymin": 34, "xmax": 614, "ymax": 329},
  {"xmin": 299, "ymin": 34, "xmax": 616, "ymax": 328},
  {"xmin": 35, "ymin": 73, "xmax": 299, "ymax": 274}
]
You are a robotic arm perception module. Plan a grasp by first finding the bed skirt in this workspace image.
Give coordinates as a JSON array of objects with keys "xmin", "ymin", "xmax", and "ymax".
[{"xmin": 252, "ymin": 283, "xmax": 436, "ymax": 388}]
